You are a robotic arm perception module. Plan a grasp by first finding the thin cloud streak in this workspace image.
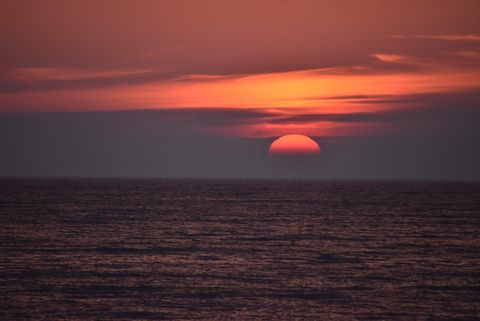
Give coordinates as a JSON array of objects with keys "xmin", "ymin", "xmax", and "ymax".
[{"xmin": 390, "ymin": 34, "xmax": 480, "ymax": 42}]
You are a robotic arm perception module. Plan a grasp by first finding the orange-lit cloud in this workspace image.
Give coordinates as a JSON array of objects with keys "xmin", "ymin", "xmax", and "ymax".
[
  {"xmin": 1, "ymin": 52, "xmax": 480, "ymax": 138},
  {"xmin": 1, "ymin": 54, "xmax": 478, "ymax": 110},
  {"xmin": 1, "ymin": 1, "xmax": 480, "ymax": 140}
]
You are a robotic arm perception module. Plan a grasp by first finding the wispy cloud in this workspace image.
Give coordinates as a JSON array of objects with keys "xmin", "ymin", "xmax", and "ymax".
[
  {"xmin": 453, "ymin": 51, "xmax": 480, "ymax": 59},
  {"xmin": 0, "ymin": 66, "xmax": 178, "ymax": 93},
  {"xmin": 390, "ymin": 34, "xmax": 480, "ymax": 42},
  {"xmin": 10, "ymin": 67, "xmax": 156, "ymax": 82},
  {"xmin": 115, "ymin": 89, "xmax": 480, "ymax": 138},
  {"xmin": 1, "ymin": 54, "xmax": 479, "ymax": 114},
  {"xmin": 372, "ymin": 54, "xmax": 407, "ymax": 63}
]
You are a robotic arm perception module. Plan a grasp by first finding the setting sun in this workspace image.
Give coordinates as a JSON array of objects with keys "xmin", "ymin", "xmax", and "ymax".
[{"xmin": 268, "ymin": 134, "xmax": 321, "ymax": 155}]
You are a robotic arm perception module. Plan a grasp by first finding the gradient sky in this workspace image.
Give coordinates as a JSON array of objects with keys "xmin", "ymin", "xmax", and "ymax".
[{"xmin": 1, "ymin": 0, "xmax": 480, "ymax": 179}]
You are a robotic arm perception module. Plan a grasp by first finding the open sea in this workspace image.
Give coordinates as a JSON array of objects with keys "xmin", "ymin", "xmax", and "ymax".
[{"xmin": 1, "ymin": 178, "xmax": 479, "ymax": 320}]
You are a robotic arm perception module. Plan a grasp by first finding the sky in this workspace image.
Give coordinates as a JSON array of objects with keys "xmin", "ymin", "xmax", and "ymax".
[{"xmin": 1, "ymin": 0, "xmax": 480, "ymax": 179}]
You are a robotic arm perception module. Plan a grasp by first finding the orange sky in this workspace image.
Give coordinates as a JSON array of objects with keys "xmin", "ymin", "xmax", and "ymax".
[{"xmin": 1, "ymin": 0, "xmax": 480, "ymax": 138}]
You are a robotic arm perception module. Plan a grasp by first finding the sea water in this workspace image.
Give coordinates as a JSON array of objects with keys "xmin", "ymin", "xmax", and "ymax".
[{"xmin": 1, "ymin": 179, "xmax": 479, "ymax": 320}]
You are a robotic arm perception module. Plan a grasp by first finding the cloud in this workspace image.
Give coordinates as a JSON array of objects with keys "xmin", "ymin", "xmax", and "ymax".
[
  {"xmin": 305, "ymin": 94, "xmax": 392, "ymax": 101},
  {"xmin": 3, "ymin": 51, "xmax": 479, "ymax": 113},
  {"xmin": 372, "ymin": 54, "xmax": 407, "ymax": 63},
  {"xmin": 0, "ymin": 66, "xmax": 179, "ymax": 93},
  {"xmin": 2, "ymin": 1, "xmax": 480, "ymax": 91},
  {"xmin": 10, "ymin": 67, "xmax": 157, "ymax": 82},
  {"xmin": 43, "ymin": 88, "xmax": 475, "ymax": 139},
  {"xmin": 453, "ymin": 51, "xmax": 480, "ymax": 59},
  {"xmin": 413, "ymin": 34, "xmax": 480, "ymax": 42}
]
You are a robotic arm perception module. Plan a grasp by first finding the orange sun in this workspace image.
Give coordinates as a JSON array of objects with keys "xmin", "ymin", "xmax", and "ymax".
[{"xmin": 268, "ymin": 134, "xmax": 321, "ymax": 155}]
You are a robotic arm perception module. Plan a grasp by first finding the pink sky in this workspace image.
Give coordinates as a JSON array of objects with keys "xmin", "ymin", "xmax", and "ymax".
[{"xmin": 1, "ymin": 0, "xmax": 480, "ymax": 138}]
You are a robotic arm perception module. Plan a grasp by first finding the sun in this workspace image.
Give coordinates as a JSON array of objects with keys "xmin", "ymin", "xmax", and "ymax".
[{"xmin": 268, "ymin": 134, "xmax": 321, "ymax": 155}]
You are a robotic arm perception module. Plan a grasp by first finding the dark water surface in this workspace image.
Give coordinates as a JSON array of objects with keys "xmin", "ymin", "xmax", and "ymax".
[{"xmin": 1, "ymin": 179, "xmax": 479, "ymax": 320}]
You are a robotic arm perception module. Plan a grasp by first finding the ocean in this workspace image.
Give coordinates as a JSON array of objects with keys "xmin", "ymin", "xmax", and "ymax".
[{"xmin": 1, "ymin": 179, "xmax": 479, "ymax": 320}]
